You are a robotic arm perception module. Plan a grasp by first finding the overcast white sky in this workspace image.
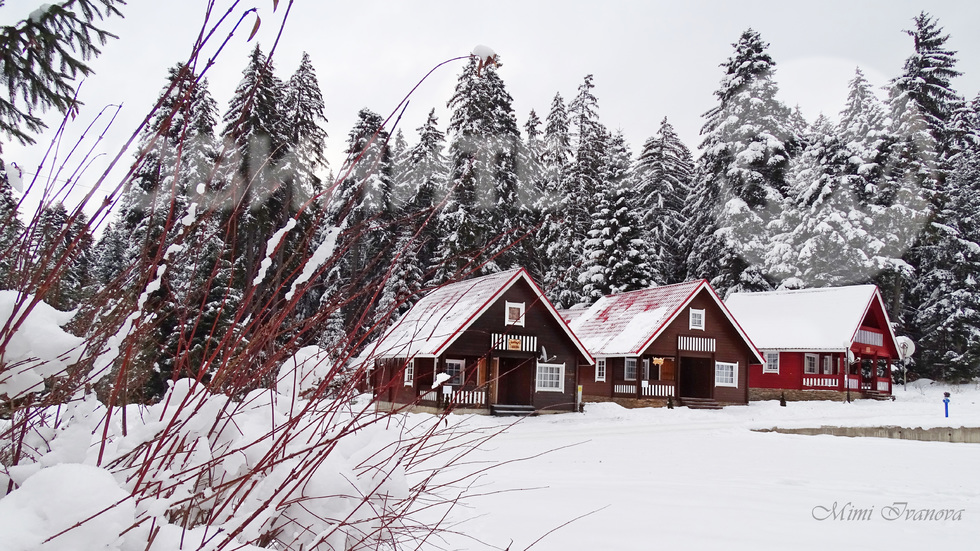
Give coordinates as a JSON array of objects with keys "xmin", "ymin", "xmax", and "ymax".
[{"xmin": 4, "ymin": 0, "xmax": 980, "ymax": 216}]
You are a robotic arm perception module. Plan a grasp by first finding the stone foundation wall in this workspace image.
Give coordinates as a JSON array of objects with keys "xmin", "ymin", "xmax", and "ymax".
[{"xmin": 750, "ymin": 388, "xmax": 865, "ymax": 402}]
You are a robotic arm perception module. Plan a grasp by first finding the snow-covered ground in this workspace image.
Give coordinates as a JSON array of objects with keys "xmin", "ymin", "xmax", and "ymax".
[{"xmin": 424, "ymin": 381, "xmax": 980, "ymax": 550}]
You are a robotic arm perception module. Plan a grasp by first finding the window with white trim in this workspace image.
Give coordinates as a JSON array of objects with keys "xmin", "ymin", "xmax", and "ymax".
[
  {"xmin": 715, "ymin": 361, "xmax": 738, "ymax": 387},
  {"xmin": 763, "ymin": 351, "xmax": 779, "ymax": 373},
  {"xmin": 804, "ymin": 354, "xmax": 818, "ymax": 374},
  {"xmin": 596, "ymin": 358, "xmax": 606, "ymax": 382},
  {"xmin": 689, "ymin": 308, "xmax": 705, "ymax": 331},
  {"xmin": 403, "ymin": 359, "xmax": 415, "ymax": 386},
  {"xmin": 625, "ymin": 358, "xmax": 637, "ymax": 381},
  {"xmin": 642, "ymin": 358, "xmax": 650, "ymax": 380},
  {"xmin": 536, "ymin": 362, "xmax": 565, "ymax": 392},
  {"xmin": 505, "ymin": 301, "xmax": 526, "ymax": 327},
  {"xmin": 822, "ymin": 355, "xmax": 833, "ymax": 375},
  {"xmin": 445, "ymin": 359, "xmax": 465, "ymax": 385}
]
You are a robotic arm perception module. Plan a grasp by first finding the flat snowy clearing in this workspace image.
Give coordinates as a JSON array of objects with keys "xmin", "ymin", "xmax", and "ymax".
[{"xmin": 423, "ymin": 381, "xmax": 980, "ymax": 551}]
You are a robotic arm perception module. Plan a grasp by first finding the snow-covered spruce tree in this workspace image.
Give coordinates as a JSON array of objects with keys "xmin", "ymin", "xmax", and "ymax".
[
  {"xmin": 326, "ymin": 108, "xmax": 396, "ymax": 340},
  {"xmin": 688, "ymin": 28, "xmax": 795, "ymax": 295},
  {"xmin": 433, "ymin": 56, "xmax": 524, "ymax": 282},
  {"xmin": 0, "ymin": 0, "xmax": 124, "ymax": 148},
  {"xmin": 520, "ymin": 109, "xmax": 550, "ymax": 281},
  {"xmin": 219, "ymin": 44, "xmax": 289, "ymax": 299},
  {"xmin": 633, "ymin": 117, "xmax": 694, "ymax": 285},
  {"xmin": 579, "ymin": 131, "xmax": 652, "ymax": 303},
  {"xmin": 910, "ymin": 141, "xmax": 980, "ymax": 381},
  {"xmin": 31, "ymin": 202, "xmax": 94, "ymax": 310},
  {"xmin": 548, "ymin": 75, "xmax": 608, "ymax": 307},
  {"xmin": 890, "ymin": 12, "xmax": 963, "ymax": 162},
  {"xmin": 0, "ymin": 160, "xmax": 24, "ymax": 287},
  {"xmin": 397, "ymin": 108, "xmax": 448, "ymax": 277},
  {"xmin": 281, "ymin": 51, "xmax": 328, "ymax": 197},
  {"xmin": 774, "ymin": 115, "xmax": 877, "ymax": 288},
  {"xmin": 538, "ymin": 92, "xmax": 574, "ymax": 293},
  {"xmin": 879, "ymin": 13, "xmax": 959, "ymax": 338},
  {"xmin": 838, "ymin": 67, "xmax": 891, "ymax": 207}
]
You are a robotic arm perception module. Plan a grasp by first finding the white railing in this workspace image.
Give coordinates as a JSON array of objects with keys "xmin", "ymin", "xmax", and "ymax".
[
  {"xmin": 847, "ymin": 377, "xmax": 861, "ymax": 390},
  {"xmin": 877, "ymin": 380, "xmax": 890, "ymax": 392},
  {"xmin": 446, "ymin": 388, "xmax": 485, "ymax": 406},
  {"xmin": 803, "ymin": 376, "xmax": 839, "ymax": 388},
  {"xmin": 419, "ymin": 390, "xmax": 438, "ymax": 402},
  {"xmin": 855, "ymin": 329, "xmax": 884, "ymax": 347},
  {"xmin": 614, "ymin": 384, "xmax": 637, "ymax": 395},
  {"xmin": 641, "ymin": 382, "xmax": 675, "ymax": 397}
]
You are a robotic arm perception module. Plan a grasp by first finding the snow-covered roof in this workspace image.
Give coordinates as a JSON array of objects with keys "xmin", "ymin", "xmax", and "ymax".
[
  {"xmin": 724, "ymin": 285, "xmax": 896, "ymax": 351},
  {"xmin": 361, "ymin": 268, "xmax": 592, "ymax": 362},
  {"xmin": 568, "ymin": 280, "xmax": 761, "ymax": 361}
]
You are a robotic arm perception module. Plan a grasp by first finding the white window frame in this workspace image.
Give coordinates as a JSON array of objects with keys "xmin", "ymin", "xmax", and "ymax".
[
  {"xmin": 689, "ymin": 308, "xmax": 705, "ymax": 331},
  {"xmin": 625, "ymin": 358, "xmax": 637, "ymax": 381},
  {"xmin": 505, "ymin": 301, "xmax": 526, "ymax": 327},
  {"xmin": 804, "ymin": 353, "xmax": 819, "ymax": 375},
  {"xmin": 535, "ymin": 362, "xmax": 565, "ymax": 392},
  {"xmin": 642, "ymin": 358, "xmax": 650, "ymax": 380},
  {"xmin": 445, "ymin": 358, "xmax": 465, "ymax": 386},
  {"xmin": 403, "ymin": 359, "xmax": 415, "ymax": 386},
  {"xmin": 822, "ymin": 355, "xmax": 833, "ymax": 375},
  {"xmin": 595, "ymin": 358, "xmax": 606, "ymax": 382},
  {"xmin": 763, "ymin": 351, "xmax": 779, "ymax": 374},
  {"xmin": 715, "ymin": 361, "xmax": 738, "ymax": 387}
]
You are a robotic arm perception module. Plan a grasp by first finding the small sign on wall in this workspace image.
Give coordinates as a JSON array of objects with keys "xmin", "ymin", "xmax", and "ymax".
[{"xmin": 508, "ymin": 338, "xmax": 522, "ymax": 350}]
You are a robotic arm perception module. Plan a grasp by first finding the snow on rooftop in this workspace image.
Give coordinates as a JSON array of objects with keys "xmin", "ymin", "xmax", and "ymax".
[
  {"xmin": 725, "ymin": 285, "xmax": 880, "ymax": 351},
  {"xmin": 569, "ymin": 281, "xmax": 704, "ymax": 356},
  {"xmin": 362, "ymin": 268, "xmax": 525, "ymax": 359}
]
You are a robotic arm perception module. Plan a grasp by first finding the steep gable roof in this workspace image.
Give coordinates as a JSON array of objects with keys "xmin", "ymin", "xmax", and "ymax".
[
  {"xmin": 362, "ymin": 268, "xmax": 592, "ymax": 362},
  {"xmin": 568, "ymin": 280, "xmax": 762, "ymax": 362},
  {"xmin": 724, "ymin": 285, "xmax": 899, "ymax": 352}
]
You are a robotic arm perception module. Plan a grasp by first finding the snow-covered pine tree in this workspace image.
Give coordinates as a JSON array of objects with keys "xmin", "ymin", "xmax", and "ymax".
[
  {"xmin": 579, "ymin": 131, "xmax": 651, "ymax": 303},
  {"xmin": 688, "ymin": 28, "xmax": 794, "ymax": 295},
  {"xmin": 838, "ymin": 67, "xmax": 890, "ymax": 207},
  {"xmin": 433, "ymin": 56, "xmax": 524, "ymax": 282},
  {"xmin": 633, "ymin": 117, "xmax": 694, "ymax": 284}
]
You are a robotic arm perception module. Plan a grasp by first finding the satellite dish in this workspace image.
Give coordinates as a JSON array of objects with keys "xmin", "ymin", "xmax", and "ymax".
[
  {"xmin": 896, "ymin": 336, "xmax": 916, "ymax": 360},
  {"xmin": 846, "ymin": 349, "xmax": 856, "ymax": 364}
]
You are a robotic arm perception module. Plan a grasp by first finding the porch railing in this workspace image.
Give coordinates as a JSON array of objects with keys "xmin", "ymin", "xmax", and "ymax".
[
  {"xmin": 846, "ymin": 376, "xmax": 860, "ymax": 390},
  {"xmin": 803, "ymin": 376, "xmax": 839, "ymax": 389},
  {"xmin": 417, "ymin": 387, "xmax": 487, "ymax": 408},
  {"xmin": 877, "ymin": 379, "xmax": 890, "ymax": 392},
  {"xmin": 641, "ymin": 381, "xmax": 675, "ymax": 397},
  {"xmin": 614, "ymin": 380, "xmax": 675, "ymax": 398}
]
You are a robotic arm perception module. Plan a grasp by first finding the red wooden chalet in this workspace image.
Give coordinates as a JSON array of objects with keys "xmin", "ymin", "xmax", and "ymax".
[
  {"xmin": 725, "ymin": 285, "xmax": 900, "ymax": 401},
  {"xmin": 365, "ymin": 268, "xmax": 593, "ymax": 415},
  {"xmin": 564, "ymin": 280, "xmax": 763, "ymax": 408}
]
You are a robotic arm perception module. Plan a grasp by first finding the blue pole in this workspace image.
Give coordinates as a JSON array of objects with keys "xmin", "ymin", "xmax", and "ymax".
[{"xmin": 944, "ymin": 398, "xmax": 949, "ymax": 418}]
